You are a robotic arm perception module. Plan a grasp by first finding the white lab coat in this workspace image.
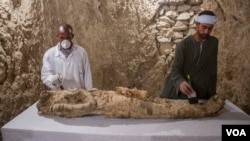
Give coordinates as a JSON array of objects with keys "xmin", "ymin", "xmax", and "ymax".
[{"xmin": 41, "ymin": 43, "xmax": 93, "ymax": 90}]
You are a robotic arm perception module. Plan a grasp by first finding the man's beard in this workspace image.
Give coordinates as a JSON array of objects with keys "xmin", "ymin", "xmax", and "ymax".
[{"xmin": 199, "ymin": 33, "xmax": 210, "ymax": 40}]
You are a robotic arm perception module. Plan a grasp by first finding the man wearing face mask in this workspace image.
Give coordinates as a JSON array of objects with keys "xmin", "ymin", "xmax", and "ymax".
[
  {"xmin": 41, "ymin": 23, "xmax": 93, "ymax": 90},
  {"xmin": 160, "ymin": 10, "xmax": 219, "ymax": 102}
]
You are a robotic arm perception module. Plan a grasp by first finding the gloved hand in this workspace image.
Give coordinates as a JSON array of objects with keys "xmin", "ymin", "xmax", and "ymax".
[{"xmin": 51, "ymin": 73, "xmax": 63, "ymax": 86}]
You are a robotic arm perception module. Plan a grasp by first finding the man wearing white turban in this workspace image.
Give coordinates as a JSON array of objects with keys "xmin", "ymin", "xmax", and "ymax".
[{"xmin": 160, "ymin": 10, "xmax": 219, "ymax": 103}]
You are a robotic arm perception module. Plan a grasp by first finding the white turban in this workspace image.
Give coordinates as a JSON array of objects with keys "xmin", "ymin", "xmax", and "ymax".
[{"xmin": 196, "ymin": 15, "xmax": 217, "ymax": 25}]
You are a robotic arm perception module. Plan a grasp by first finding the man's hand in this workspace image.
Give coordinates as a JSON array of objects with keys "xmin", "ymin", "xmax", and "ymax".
[
  {"xmin": 52, "ymin": 73, "xmax": 63, "ymax": 86},
  {"xmin": 180, "ymin": 81, "xmax": 194, "ymax": 96}
]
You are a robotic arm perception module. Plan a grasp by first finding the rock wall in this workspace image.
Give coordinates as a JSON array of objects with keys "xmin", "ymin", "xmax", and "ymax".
[
  {"xmin": 0, "ymin": 0, "xmax": 46, "ymax": 129},
  {"xmin": 0, "ymin": 0, "xmax": 250, "ymax": 139},
  {"xmin": 202, "ymin": 0, "xmax": 250, "ymax": 114}
]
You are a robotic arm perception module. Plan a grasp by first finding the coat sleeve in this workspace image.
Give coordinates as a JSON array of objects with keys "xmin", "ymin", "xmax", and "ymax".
[
  {"xmin": 83, "ymin": 52, "xmax": 93, "ymax": 90},
  {"xmin": 41, "ymin": 51, "xmax": 57, "ymax": 90},
  {"xmin": 209, "ymin": 38, "xmax": 219, "ymax": 96},
  {"xmin": 170, "ymin": 42, "xmax": 186, "ymax": 95}
]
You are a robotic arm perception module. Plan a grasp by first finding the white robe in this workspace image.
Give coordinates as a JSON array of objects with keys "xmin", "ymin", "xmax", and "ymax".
[{"xmin": 41, "ymin": 43, "xmax": 93, "ymax": 90}]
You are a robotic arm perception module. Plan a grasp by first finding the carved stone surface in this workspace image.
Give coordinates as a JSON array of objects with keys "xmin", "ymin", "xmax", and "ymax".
[{"xmin": 37, "ymin": 87, "xmax": 225, "ymax": 118}]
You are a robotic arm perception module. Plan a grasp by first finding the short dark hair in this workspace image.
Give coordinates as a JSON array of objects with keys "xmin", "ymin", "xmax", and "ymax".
[
  {"xmin": 59, "ymin": 23, "xmax": 73, "ymax": 34},
  {"xmin": 198, "ymin": 10, "xmax": 216, "ymax": 16}
]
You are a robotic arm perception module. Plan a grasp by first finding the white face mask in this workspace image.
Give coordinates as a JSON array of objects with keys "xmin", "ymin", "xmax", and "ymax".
[{"xmin": 60, "ymin": 40, "xmax": 71, "ymax": 49}]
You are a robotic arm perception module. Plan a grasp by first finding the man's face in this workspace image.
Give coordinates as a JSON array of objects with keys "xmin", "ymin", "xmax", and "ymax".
[
  {"xmin": 57, "ymin": 27, "xmax": 73, "ymax": 42},
  {"xmin": 196, "ymin": 23, "xmax": 214, "ymax": 40}
]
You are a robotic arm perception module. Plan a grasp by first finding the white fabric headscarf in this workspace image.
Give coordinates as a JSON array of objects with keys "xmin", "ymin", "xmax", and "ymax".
[{"xmin": 195, "ymin": 15, "xmax": 217, "ymax": 25}]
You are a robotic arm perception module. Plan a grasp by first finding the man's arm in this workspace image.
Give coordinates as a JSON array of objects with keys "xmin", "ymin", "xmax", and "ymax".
[
  {"xmin": 170, "ymin": 42, "xmax": 187, "ymax": 95},
  {"xmin": 83, "ymin": 52, "xmax": 93, "ymax": 90},
  {"xmin": 41, "ymin": 51, "xmax": 58, "ymax": 90},
  {"xmin": 209, "ymin": 38, "xmax": 219, "ymax": 96}
]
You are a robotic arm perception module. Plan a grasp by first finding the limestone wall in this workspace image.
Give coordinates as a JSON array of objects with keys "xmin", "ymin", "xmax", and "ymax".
[{"xmin": 0, "ymin": 0, "xmax": 250, "ymax": 140}]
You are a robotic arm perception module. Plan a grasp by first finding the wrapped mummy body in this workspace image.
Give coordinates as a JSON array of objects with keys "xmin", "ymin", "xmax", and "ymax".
[{"xmin": 37, "ymin": 87, "xmax": 225, "ymax": 118}]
